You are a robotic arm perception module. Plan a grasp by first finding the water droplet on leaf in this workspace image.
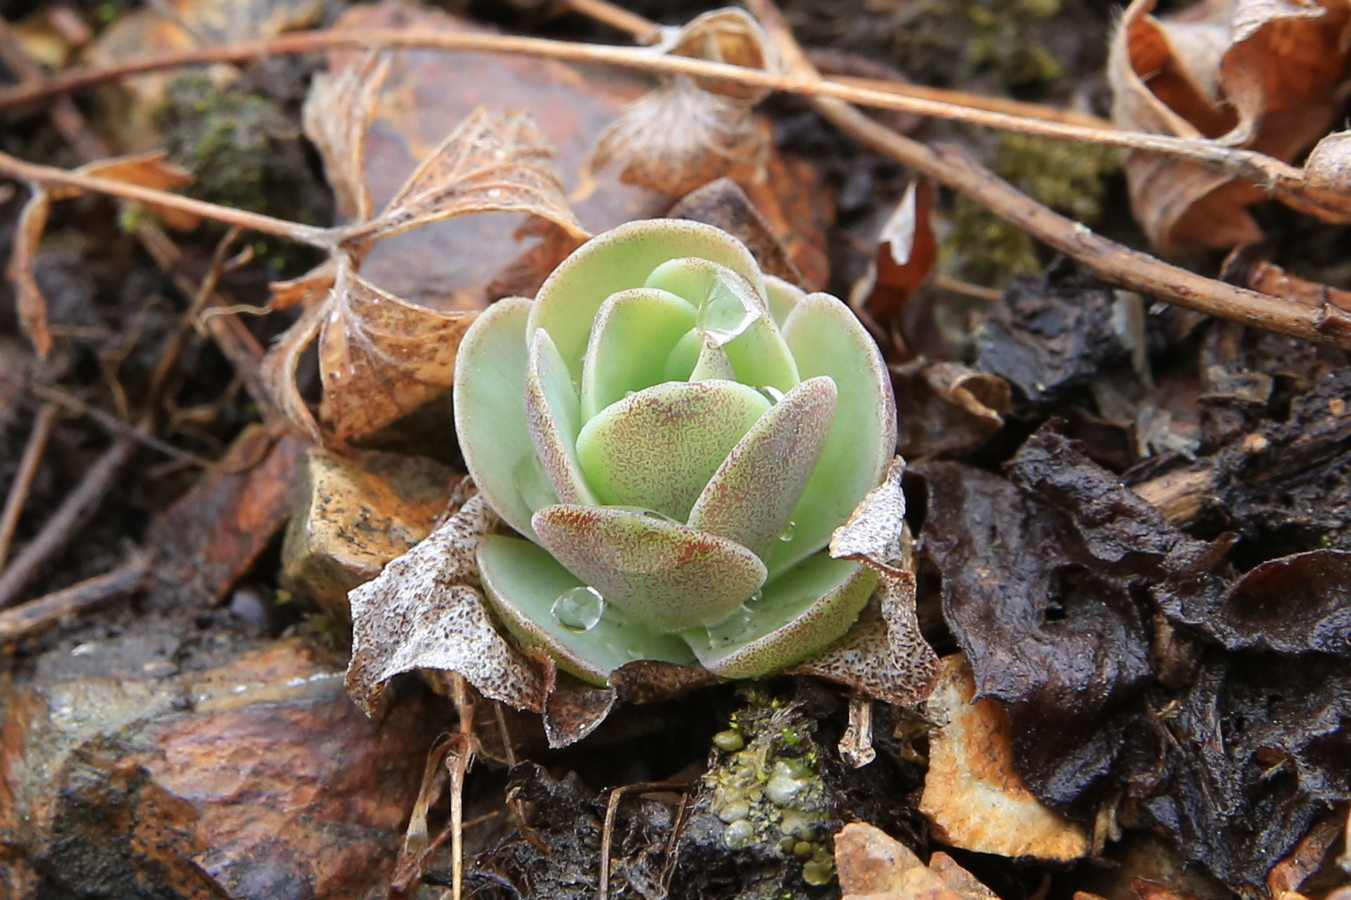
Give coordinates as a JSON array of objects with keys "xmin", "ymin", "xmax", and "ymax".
[
  {"xmin": 756, "ymin": 385, "xmax": 785, "ymax": 403},
  {"xmin": 706, "ymin": 604, "xmax": 754, "ymax": 645},
  {"xmin": 697, "ymin": 280, "xmax": 756, "ymax": 345},
  {"xmin": 778, "ymin": 521, "xmax": 797, "ymax": 542},
  {"xmin": 551, "ymin": 586, "xmax": 604, "ymax": 632}
]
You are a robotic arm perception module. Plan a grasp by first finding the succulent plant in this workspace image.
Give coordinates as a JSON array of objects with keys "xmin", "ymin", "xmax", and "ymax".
[{"xmin": 453, "ymin": 219, "xmax": 896, "ymax": 684}]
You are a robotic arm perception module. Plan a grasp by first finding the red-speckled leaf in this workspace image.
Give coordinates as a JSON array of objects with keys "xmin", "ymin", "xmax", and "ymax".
[
  {"xmin": 532, "ymin": 504, "xmax": 766, "ymax": 632},
  {"xmin": 688, "ymin": 376, "xmax": 836, "ymax": 559},
  {"xmin": 574, "ymin": 379, "xmax": 770, "ymax": 522}
]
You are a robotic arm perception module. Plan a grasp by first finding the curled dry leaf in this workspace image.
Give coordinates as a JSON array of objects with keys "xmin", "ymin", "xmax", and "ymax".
[
  {"xmin": 303, "ymin": 51, "xmax": 390, "ymax": 222},
  {"xmin": 317, "ymin": 259, "xmax": 476, "ymax": 444},
  {"xmin": 590, "ymin": 7, "xmax": 777, "ymax": 197},
  {"xmin": 6, "ymin": 150, "xmax": 195, "ymax": 356},
  {"xmin": 920, "ymin": 654, "xmax": 1090, "ymax": 861},
  {"xmin": 850, "ymin": 179, "xmax": 939, "ymax": 337},
  {"xmin": 267, "ymin": 76, "xmax": 588, "ymax": 444},
  {"xmin": 795, "ymin": 456, "xmax": 939, "ymax": 708},
  {"xmin": 1109, "ymin": 0, "xmax": 1351, "ymax": 253}
]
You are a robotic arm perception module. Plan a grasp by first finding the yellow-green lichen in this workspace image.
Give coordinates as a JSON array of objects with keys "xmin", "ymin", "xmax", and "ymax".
[{"xmin": 703, "ymin": 689, "xmax": 837, "ymax": 888}]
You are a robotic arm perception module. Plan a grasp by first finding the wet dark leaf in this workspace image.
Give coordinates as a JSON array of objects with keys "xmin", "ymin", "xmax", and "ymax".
[
  {"xmin": 1131, "ymin": 650, "xmax": 1351, "ymax": 889},
  {"xmin": 974, "ymin": 268, "xmax": 1135, "ymax": 403},
  {"xmin": 1158, "ymin": 550, "xmax": 1351, "ymax": 656}
]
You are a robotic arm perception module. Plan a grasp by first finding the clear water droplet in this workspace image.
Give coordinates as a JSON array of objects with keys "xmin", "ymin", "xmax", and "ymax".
[
  {"xmin": 625, "ymin": 390, "xmax": 636, "ymax": 399},
  {"xmin": 778, "ymin": 521, "xmax": 797, "ymax": 542},
  {"xmin": 706, "ymin": 604, "xmax": 754, "ymax": 646},
  {"xmin": 551, "ymin": 586, "xmax": 604, "ymax": 632},
  {"xmin": 745, "ymin": 589, "xmax": 766, "ymax": 608},
  {"xmin": 697, "ymin": 280, "xmax": 756, "ymax": 345},
  {"xmin": 756, "ymin": 386, "xmax": 785, "ymax": 404}
]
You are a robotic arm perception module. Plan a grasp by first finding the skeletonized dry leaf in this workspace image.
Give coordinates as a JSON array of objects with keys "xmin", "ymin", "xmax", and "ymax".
[
  {"xmin": 836, "ymin": 822, "xmax": 996, "ymax": 900},
  {"xmin": 6, "ymin": 151, "xmax": 196, "ymax": 356},
  {"xmin": 795, "ymin": 456, "xmax": 939, "ymax": 709},
  {"xmin": 345, "ymin": 492, "xmax": 546, "ymax": 716},
  {"xmin": 589, "ymin": 7, "xmax": 776, "ymax": 197},
  {"xmin": 354, "ymin": 107, "xmax": 587, "ymax": 247},
  {"xmin": 317, "ymin": 258, "xmax": 476, "ymax": 444},
  {"xmin": 303, "ymin": 51, "xmax": 390, "ymax": 222},
  {"xmin": 265, "ymin": 96, "xmax": 587, "ymax": 445},
  {"xmin": 1109, "ymin": 0, "xmax": 1351, "ymax": 253},
  {"xmin": 920, "ymin": 654, "xmax": 1091, "ymax": 861}
]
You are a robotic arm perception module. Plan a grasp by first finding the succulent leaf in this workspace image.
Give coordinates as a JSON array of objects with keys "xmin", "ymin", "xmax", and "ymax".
[
  {"xmin": 575, "ymin": 380, "xmax": 770, "ymax": 521},
  {"xmin": 453, "ymin": 297, "xmax": 554, "ymax": 541},
  {"xmin": 764, "ymin": 275, "xmax": 806, "ymax": 327},
  {"xmin": 687, "ymin": 553, "xmax": 879, "ymax": 678},
  {"xmin": 766, "ymin": 293, "xmax": 898, "ymax": 576},
  {"xmin": 579, "ymin": 288, "xmax": 697, "ymax": 421},
  {"xmin": 525, "ymin": 329, "xmax": 598, "ymax": 506},
  {"xmin": 477, "ymin": 534, "xmax": 694, "ymax": 685},
  {"xmin": 532, "ymin": 504, "xmax": 767, "ymax": 632},
  {"xmin": 687, "ymin": 376, "xmax": 837, "ymax": 559},
  {"xmin": 688, "ymin": 336, "xmax": 737, "ymax": 381},
  {"xmin": 529, "ymin": 219, "xmax": 766, "ymax": 379}
]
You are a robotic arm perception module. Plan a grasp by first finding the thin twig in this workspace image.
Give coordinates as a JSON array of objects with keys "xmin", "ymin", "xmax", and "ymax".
[
  {"xmin": 743, "ymin": 0, "xmax": 1351, "ymax": 351},
  {"xmin": 146, "ymin": 226, "xmax": 241, "ymax": 409},
  {"xmin": 0, "ymin": 27, "xmax": 1309, "ymax": 193},
  {"xmin": 556, "ymin": 0, "xmax": 662, "ymax": 42},
  {"xmin": 26, "ymin": 382, "xmax": 212, "ymax": 466},
  {"xmin": 0, "ymin": 434, "xmax": 137, "ymax": 608},
  {"xmin": 0, "ymin": 18, "xmax": 107, "ymax": 160},
  {"xmin": 599, "ymin": 782, "xmax": 692, "ymax": 900},
  {"xmin": 0, "ymin": 554, "xmax": 151, "ymax": 644},
  {"xmin": 0, "ymin": 402, "xmax": 58, "ymax": 568}
]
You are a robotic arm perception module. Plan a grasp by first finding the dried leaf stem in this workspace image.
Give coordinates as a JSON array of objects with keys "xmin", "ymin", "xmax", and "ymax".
[
  {"xmin": 743, "ymin": 0, "xmax": 1351, "ymax": 351},
  {"xmin": 0, "ymin": 27, "xmax": 1309, "ymax": 194},
  {"xmin": 0, "ymin": 148, "xmax": 331, "ymax": 247}
]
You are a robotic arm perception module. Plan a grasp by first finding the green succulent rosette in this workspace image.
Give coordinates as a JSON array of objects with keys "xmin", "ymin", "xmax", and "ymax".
[{"xmin": 453, "ymin": 219, "xmax": 897, "ymax": 684}]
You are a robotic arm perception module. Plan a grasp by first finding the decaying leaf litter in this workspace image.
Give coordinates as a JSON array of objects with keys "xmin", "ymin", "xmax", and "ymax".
[{"xmin": 1, "ymin": 0, "xmax": 1351, "ymax": 897}]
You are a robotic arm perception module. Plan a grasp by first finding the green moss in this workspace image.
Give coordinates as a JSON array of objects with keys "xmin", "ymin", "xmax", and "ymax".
[
  {"xmin": 947, "ymin": 131, "xmax": 1121, "ymax": 285},
  {"xmin": 157, "ymin": 73, "xmax": 318, "ymax": 225}
]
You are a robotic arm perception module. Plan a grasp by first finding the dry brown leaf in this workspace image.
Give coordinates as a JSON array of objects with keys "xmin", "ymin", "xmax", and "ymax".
[
  {"xmin": 354, "ymin": 106, "xmax": 587, "ymax": 247},
  {"xmin": 345, "ymin": 492, "xmax": 547, "ymax": 716},
  {"xmin": 919, "ymin": 654, "xmax": 1091, "ymax": 861},
  {"xmin": 269, "ymin": 57, "xmax": 588, "ymax": 445},
  {"xmin": 6, "ymin": 151, "xmax": 196, "ymax": 356},
  {"xmin": 1109, "ymin": 0, "xmax": 1351, "ymax": 253},
  {"xmin": 317, "ymin": 257, "xmax": 476, "ymax": 444},
  {"xmin": 851, "ymin": 179, "xmax": 939, "ymax": 329},
  {"xmin": 836, "ymin": 822, "xmax": 994, "ymax": 900},
  {"xmin": 589, "ymin": 7, "xmax": 776, "ymax": 198},
  {"xmin": 303, "ymin": 52, "xmax": 390, "ymax": 222}
]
